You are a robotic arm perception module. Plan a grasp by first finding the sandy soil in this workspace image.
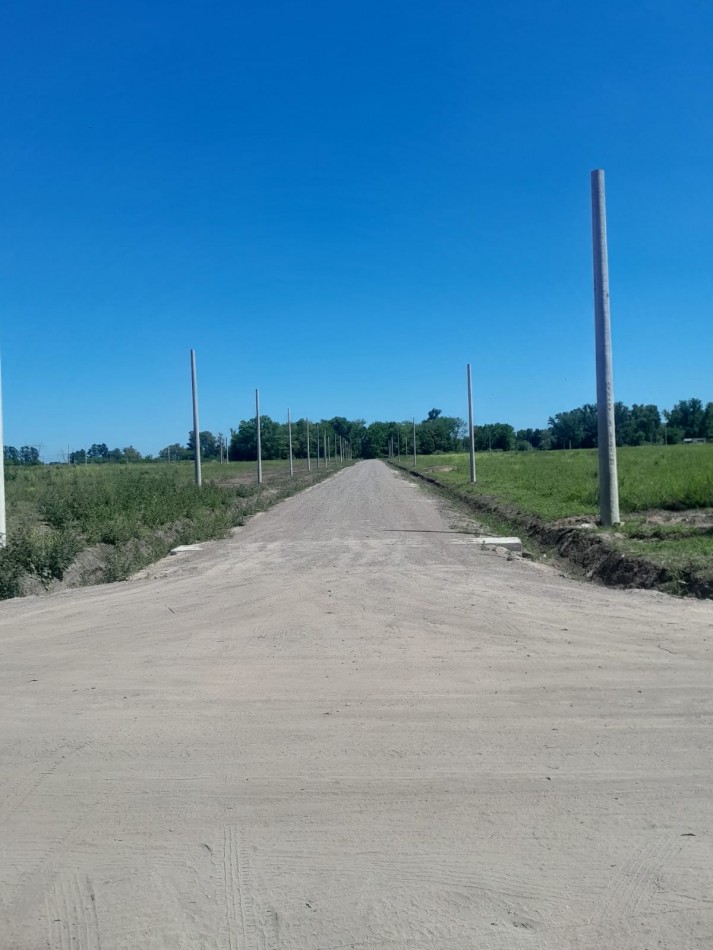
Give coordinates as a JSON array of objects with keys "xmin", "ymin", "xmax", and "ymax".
[{"xmin": 1, "ymin": 460, "xmax": 712, "ymax": 950}]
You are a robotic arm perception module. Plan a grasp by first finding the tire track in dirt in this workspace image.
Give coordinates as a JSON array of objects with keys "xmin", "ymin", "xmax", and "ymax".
[
  {"xmin": 221, "ymin": 827, "xmax": 280, "ymax": 950},
  {"xmin": 46, "ymin": 872, "xmax": 102, "ymax": 950},
  {"xmin": 590, "ymin": 833, "xmax": 680, "ymax": 926}
]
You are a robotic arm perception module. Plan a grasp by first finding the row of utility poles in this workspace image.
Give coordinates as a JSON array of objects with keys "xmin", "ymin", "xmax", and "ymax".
[
  {"xmin": 0, "ymin": 169, "xmax": 620, "ymax": 547},
  {"xmin": 190, "ymin": 351, "xmax": 352, "ymax": 488},
  {"xmin": 386, "ymin": 420, "xmax": 418, "ymax": 469}
]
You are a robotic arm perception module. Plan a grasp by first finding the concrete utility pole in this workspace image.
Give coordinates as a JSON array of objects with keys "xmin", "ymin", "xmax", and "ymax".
[
  {"xmin": 591, "ymin": 169, "xmax": 620, "ymax": 526},
  {"xmin": 190, "ymin": 349, "xmax": 202, "ymax": 487},
  {"xmin": 255, "ymin": 388, "xmax": 263, "ymax": 484},
  {"xmin": 413, "ymin": 418, "xmax": 417, "ymax": 468},
  {"xmin": 316, "ymin": 428, "xmax": 320, "ymax": 467},
  {"xmin": 467, "ymin": 362, "xmax": 476, "ymax": 483},
  {"xmin": 324, "ymin": 430, "xmax": 328, "ymax": 467},
  {"xmin": 287, "ymin": 408, "xmax": 294, "ymax": 476},
  {"xmin": 0, "ymin": 357, "xmax": 6, "ymax": 547},
  {"xmin": 307, "ymin": 420, "xmax": 311, "ymax": 471}
]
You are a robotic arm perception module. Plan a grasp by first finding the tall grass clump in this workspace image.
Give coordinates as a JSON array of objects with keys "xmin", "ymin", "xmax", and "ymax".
[{"xmin": 1, "ymin": 459, "xmax": 335, "ymax": 598}]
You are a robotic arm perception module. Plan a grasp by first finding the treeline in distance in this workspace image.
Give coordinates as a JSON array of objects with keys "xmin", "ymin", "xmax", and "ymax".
[{"xmin": 4, "ymin": 398, "xmax": 710, "ymax": 466}]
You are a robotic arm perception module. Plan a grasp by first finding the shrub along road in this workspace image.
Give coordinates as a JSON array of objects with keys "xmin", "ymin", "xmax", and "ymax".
[{"xmin": 1, "ymin": 460, "xmax": 712, "ymax": 949}]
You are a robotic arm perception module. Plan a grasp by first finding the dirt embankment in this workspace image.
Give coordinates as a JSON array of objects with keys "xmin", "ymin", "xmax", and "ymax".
[{"xmin": 400, "ymin": 466, "xmax": 713, "ymax": 599}]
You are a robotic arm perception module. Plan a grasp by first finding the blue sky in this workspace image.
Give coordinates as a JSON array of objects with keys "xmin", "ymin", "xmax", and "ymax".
[{"xmin": 1, "ymin": 0, "xmax": 711, "ymax": 458}]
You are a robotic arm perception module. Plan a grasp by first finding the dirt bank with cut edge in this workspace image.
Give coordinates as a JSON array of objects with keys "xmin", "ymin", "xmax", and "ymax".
[{"xmin": 395, "ymin": 463, "xmax": 713, "ymax": 599}]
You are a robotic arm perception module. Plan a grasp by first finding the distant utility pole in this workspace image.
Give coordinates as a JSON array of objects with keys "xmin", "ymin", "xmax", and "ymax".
[
  {"xmin": 413, "ymin": 418, "xmax": 417, "ymax": 468},
  {"xmin": 316, "ymin": 427, "xmax": 320, "ymax": 467},
  {"xmin": 591, "ymin": 169, "xmax": 620, "ymax": 526},
  {"xmin": 306, "ymin": 419, "xmax": 311, "ymax": 471},
  {"xmin": 287, "ymin": 408, "xmax": 294, "ymax": 476},
  {"xmin": 190, "ymin": 349, "xmax": 202, "ymax": 487},
  {"xmin": 324, "ymin": 430, "xmax": 328, "ymax": 467},
  {"xmin": 467, "ymin": 362, "xmax": 476, "ymax": 483},
  {"xmin": 255, "ymin": 388, "xmax": 263, "ymax": 484},
  {"xmin": 225, "ymin": 429, "xmax": 230, "ymax": 463},
  {"xmin": 0, "ymin": 357, "xmax": 6, "ymax": 547}
]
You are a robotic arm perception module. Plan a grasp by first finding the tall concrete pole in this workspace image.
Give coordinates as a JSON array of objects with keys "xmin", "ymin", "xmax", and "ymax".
[
  {"xmin": 0, "ymin": 357, "xmax": 6, "ymax": 547},
  {"xmin": 287, "ymin": 408, "xmax": 294, "ymax": 476},
  {"xmin": 324, "ymin": 430, "xmax": 328, "ymax": 467},
  {"xmin": 591, "ymin": 169, "xmax": 620, "ymax": 526},
  {"xmin": 190, "ymin": 349, "xmax": 202, "ymax": 487},
  {"xmin": 467, "ymin": 362, "xmax": 476, "ymax": 483},
  {"xmin": 316, "ymin": 427, "xmax": 320, "ymax": 467},
  {"xmin": 307, "ymin": 419, "xmax": 311, "ymax": 471},
  {"xmin": 413, "ymin": 418, "xmax": 417, "ymax": 468},
  {"xmin": 255, "ymin": 388, "xmax": 263, "ymax": 484}
]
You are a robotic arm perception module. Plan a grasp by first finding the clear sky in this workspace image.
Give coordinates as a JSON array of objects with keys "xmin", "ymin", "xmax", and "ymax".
[{"xmin": 1, "ymin": 0, "xmax": 711, "ymax": 458}]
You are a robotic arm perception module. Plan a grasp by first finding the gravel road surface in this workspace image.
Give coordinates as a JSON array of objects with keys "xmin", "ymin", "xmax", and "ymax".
[{"xmin": 1, "ymin": 460, "xmax": 712, "ymax": 949}]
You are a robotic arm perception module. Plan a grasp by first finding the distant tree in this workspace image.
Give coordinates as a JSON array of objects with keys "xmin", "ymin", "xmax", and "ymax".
[
  {"xmin": 123, "ymin": 446, "xmax": 142, "ymax": 463},
  {"xmin": 516, "ymin": 427, "xmax": 551, "ymax": 450},
  {"xmin": 704, "ymin": 403, "xmax": 713, "ymax": 441},
  {"xmin": 19, "ymin": 446, "xmax": 40, "ymax": 465},
  {"xmin": 108, "ymin": 447, "xmax": 124, "ymax": 462},
  {"xmin": 187, "ymin": 430, "xmax": 220, "ymax": 460},
  {"xmin": 230, "ymin": 417, "xmax": 285, "ymax": 461},
  {"xmin": 87, "ymin": 443, "xmax": 110, "ymax": 461},
  {"xmin": 474, "ymin": 423, "xmax": 515, "ymax": 452},
  {"xmin": 3, "ymin": 445, "xmax": 20, "ymax": 464},
  {"xmin": 418, "ymin": 415, "xmax": 464, "ymax": 453},
  {"xmin": 548, "ymin": 407, "xmax": 596, "ymax": 449},
  {"xmin": 159, "ymin": 443, "xmax": 190, "ymax": 462},
  {"xmin": 622, "ymin": 404, "xmax": 661, "ymax": 445},
  {"xmin": 362, "ymin": 421, "xmax": 390, "ymax": 458},
  {"xmin": 665, "ymin": 398, "xmax": 706, "ymax": 439},
  {"xmin": 69, "ymin": 449, "xmax": 86, "ymax": 464}
]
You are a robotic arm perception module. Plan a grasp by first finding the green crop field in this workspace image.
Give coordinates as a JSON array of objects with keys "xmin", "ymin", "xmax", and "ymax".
[
  {"xmin": 0, "ymin": 458, "xmax": 340, "ymax": 600},
  {"xmin": 393, "ymin": 445, "xmax": 713, "ymax": 595}
]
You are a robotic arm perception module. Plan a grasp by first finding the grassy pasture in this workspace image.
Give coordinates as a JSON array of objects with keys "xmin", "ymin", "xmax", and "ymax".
[
  {"xmin": 394, "ymin": 445, "xmax": 713, "ymax": 594},
  {"xmin": 0, "ymin": 458, "xmax": 338, "ymax": 599},
  {"xmin": 399, "ymin": 444, "xmax": 713, "ymax": 519}
]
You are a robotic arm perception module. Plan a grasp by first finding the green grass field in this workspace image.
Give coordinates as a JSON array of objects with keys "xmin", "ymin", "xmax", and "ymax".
[
  {"xmin": 394, "ymin": 445, "xmax": 713, "ymax": 594},
  {"xmin": 398, "ymin": 444, "xmax": 713, "ymax": 519},
  {"xmin": 0, "ymin": 458, "xmax": 339, "ymax": 599}
]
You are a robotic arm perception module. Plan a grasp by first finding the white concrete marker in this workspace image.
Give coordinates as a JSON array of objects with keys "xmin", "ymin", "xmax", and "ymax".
[
  {"xmin": 170, "ymin": 544, "xmax": 204, "ymax": 554},
  {"xmin": 453, "ymin": 537, "xmax": 523, "ymax": 552}
]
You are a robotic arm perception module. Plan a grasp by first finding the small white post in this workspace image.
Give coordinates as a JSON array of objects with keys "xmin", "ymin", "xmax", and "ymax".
[
  {"xmin": 288, "ymin": 408, "xmax": 294, "ymax": 476},
  {"xmin": 256, "ymin": 388, "xmax": 263, "ymax": 484},
  {"xmin": 190, "ymin": 349, "xmax": 202, "ymax": 487}
]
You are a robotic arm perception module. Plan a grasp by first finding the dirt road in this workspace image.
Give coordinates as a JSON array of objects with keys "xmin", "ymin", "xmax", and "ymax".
[{"xmin": 1, "ymin": 460, "xmax": 712, "ymax": 949}]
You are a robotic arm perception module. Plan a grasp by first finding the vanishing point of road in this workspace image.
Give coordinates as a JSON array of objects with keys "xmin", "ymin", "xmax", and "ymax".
[{"xmin": 1, "ymin": 460, "xmax": 712, "ymax": 949}]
